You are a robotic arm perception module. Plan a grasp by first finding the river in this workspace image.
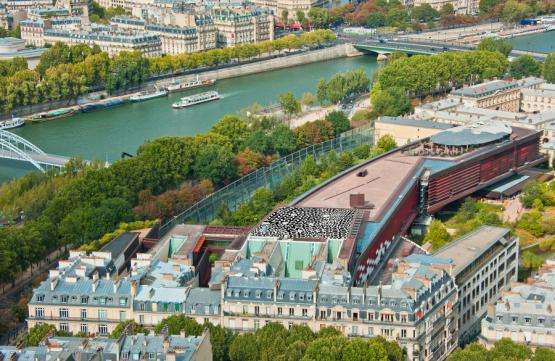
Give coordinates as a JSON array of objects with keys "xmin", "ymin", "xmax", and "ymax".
[
  {"xmin": 0, "ymin": 56, "xmax": 380, "ymax": 183},
  {"xmin": 506, "ymin": 30, "xmax": 555, "ymax": 54}
]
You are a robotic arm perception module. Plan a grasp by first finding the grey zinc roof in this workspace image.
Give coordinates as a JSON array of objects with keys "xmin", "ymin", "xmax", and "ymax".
[
  {"xmin": 278, "ymin": 278, "xmax": 317, "ymax": 292},
  {"xmin": 452, "ymin": 80, "xmax": 517, "ymax": 98},
  {"xmin": 227, "ymin": 276, "xmax": 274, "ymax": 289},
  {"xmin": 430, "ymin": 122, "xmax": 512, "ymax": 147},
  {"xmin": 434, "ymin": 225, "xmax": 510, "ymax": 275},
  {"xmin": 378, "ymin": 116, "xmax": 454, "ymax": 130}
]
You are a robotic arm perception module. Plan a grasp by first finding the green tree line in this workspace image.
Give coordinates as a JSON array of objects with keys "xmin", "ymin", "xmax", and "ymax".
[
  {"xmin": 0, "ymin": 30, "xmax": 336, "ymax": 114},
  {"xmin": 370, "ymin": 50, "xmax": 509, "ymax": 118}
]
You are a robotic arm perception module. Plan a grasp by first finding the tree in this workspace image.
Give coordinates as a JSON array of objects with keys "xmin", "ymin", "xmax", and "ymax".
[
  {"xmin": 110, "ymin": 320, "xmax": 147, "ymax": 339},
  {"xmin": 281, "ymin": 9, "xmax": 289, "ymax": 24},
  {"xmin": 532, "ymin": 347, "xmax": 555, "ymax": 361},
  {"xmin": 490, "ymin": 338, "xmax": 532, "ymax": 360},
  {"xmin": 376, "ymin": 135, "xmax": 397, "ymax": 152},
  {"xmin": 25, "ymin": 324, "xmax": 56, "ymax": 346},
  {"xmin": 296, "ymin": 10, "xmax": 306, "ymax": 23},
  {"xmin": 543, "ymin": 53, "xmax": 555, "ymax": 83},
  {"xmin": 229, "ymin": 333, "xmax": 259, "ymax": 361},
  {"xmin": 501, "ymin": 0, "xmax": 532, "ymax": 23},
  {"xmin": 192, "ymin": 142, "xmax": 237, "ymax": 185},
  {"xmin": 411, "ymin": 4, "xmax": 439, "ymax": 22},
  {"xmin": 154, "ymin": 315, "xmax": 203, "ymax": 336},
  {"xmin": 279, "ymin": 92, "xmax": 301, "ymax": 117},
  {"xmin": 370, "ymin": 86, "xmax": 411, "ymax": 117},
  {"xmin": 301, "ymin": 92, "xmax": 316, "ymax": 107},
  {"xmin": 509, "ymin": 55, "xmax": 542, "ymax": 79},
  {"xmin": 477, "ymin": 37, "xmax": 513, "ymax": 57},
  {"xmin": 521, "ymin": 250, "xmax": 543, "ymax": 271},
  {"xmin": 439, "ymin": 3, "xmax": 455, "ymax": 17},
  {"xmin": 271, "ymin": 124, "xmax": 297, "ymax": 156},
  {"xmin": 308, "ymin": 8, "xmax": 329, "ymax": 28},
  {"xmin": 366, "ymin": 12, "xmax": 386, "ymax": 28},
  {"xmin": 424, "ymin": 219, "xmax": 450, "ymax": 250},
  {"xmin": 479, "ymin": 0, "xmax": 501, "ymax": 14},
  {"xmin": 448, "ymin": 343, "xmax": 490, "ymax": 361},
  {"xmin": 325, "ymin": 110, "xmax": 350, "ymax": 136},
  {"xmin": 210, "ymin": 115, "xmax": 249, "ymax": 152},
  {"xmin": 341, "ymin": 338, "xmax": 388, "ymax": 361},
  {"xmin": 302, "ymin": 336, "xmax": 348, "ymax": 361}
]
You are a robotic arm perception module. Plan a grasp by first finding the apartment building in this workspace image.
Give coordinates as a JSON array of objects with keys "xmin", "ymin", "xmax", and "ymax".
[
  {"xmin": 451, "ymin": 80, "xmax": 522, "ymax": 112},
  {"xmin": 480, "ymin": 259, "xmax": 555, "ymax": 349},
  {"xmin": 111, "ymin": 16, "xmax": 217, "ymax": 54},
  {"xmin": 521, "ymin": 83, "xmax": 555, "ymax": 113},
  {"xmin": 433, "ymin": 226, "xmax": 519, "ymax": 346},
  {"xmin": 42, "ymin": 27, "xmax": 162, "ymax": 56},
  {"xmin": 27, "ymin": 251, "xmax": 194, "ymax": 336},
  {"xmin": 0, "ymin": 331, "xmax": 212, "ymax": 361},
  {"xmin": 0, "ymin": 0, "xmax": 53, "ymax": 11},
  {"xmin": 21, "ymin": 17, "xmax": 82, "ymax": 46},
  {"xmin": 212, "ymin": 8, "xmax": 273, "ymax": 47}
]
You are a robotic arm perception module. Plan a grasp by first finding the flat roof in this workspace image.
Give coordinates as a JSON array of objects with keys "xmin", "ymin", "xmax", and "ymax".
[
  {"xmin": 377, "ymin": 116, "xmax": 454, "ymax": 130},
  {"xmin": 452, "ymin": 80, "xmax": 517, "ymax": 98},
  {"xmin": 295, "ymin": 151, "xmax": 422, "ymax": 220},
  {"xmin": 100, "ymin": 231, "xmax": 139, "ymax": 259},
  {"xmin": 434, "ymin": 226, "xmax": 510, "ymax": 275}
]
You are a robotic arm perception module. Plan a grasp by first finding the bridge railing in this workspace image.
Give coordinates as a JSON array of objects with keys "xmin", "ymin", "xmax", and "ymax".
[{"xmin": 158, "ymin": 125, "xmax": 374, "ymax": 235}]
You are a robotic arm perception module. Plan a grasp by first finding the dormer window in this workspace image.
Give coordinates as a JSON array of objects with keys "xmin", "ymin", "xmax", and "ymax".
[
  {"xmin": 81, "ymin": 296, "xmax": 89, "ymax": 304},
  {"xmin": 255, "ymin": 290, "xmax": 261, "ymax": 299},
  {"xmin": 289, "ymin": 292, "xmax": 296, "ymax": 301},
  {"xmin": 226, "ymin": 290, "xmax": 232, "ymax": 297},
  {"xmin": 61, "ymin": 295, "xmax": 69, "ymax": 303},
  {"xmin": 37, "ymin": 294, "xmax": 45, "ymax": 302},
  {"xmin": 266, "ymin": 291, "xmax": 272, "ymax": 299},
  {"xmin": 299, "ymin": 294, "xmax": 304, "ymax": 301},
  {"xmin": 277, "ymin": 292, "xmax": 284, "ymax": 300}
]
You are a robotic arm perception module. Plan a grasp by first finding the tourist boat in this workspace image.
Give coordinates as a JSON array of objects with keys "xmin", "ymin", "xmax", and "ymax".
[
  {"xmin": 172, "ymin": 91, "xmax": 220, "ymax": 109},
  {"xmin": 129, "ymin": 88, "xmax": 168, "ymax": 102},
  {"xmin": 165, "ymin": 76, "xmax": 216, "ymax": 93},
  {"xmin": 0, "ymin": 116, "xmax": 24, "ymax": 130}
]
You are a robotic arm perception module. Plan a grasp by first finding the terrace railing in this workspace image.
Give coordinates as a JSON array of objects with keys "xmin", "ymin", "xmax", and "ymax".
[{"xmin": 159, "ymin": 124, "xmax": 374, "ymax": 236}]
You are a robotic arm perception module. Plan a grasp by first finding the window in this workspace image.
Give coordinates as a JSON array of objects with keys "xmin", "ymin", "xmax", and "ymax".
[
  {"xmin": 254, "ymin": 320, "xmax": 260, "ymax": 330},
  {"xmin": 119, "ymin": 297, "xmax": 127, "ymax": 306},
  {"xmin": 289, "ymin": 308, "xmax": 294, "ymax": 316},
  {"xmin": 98, "ymin": 309, "xmax": 107, "ymax": 320},
  {"xmin": 100, "ymin": 297, "xmax": 107, "ymax": 305},
  {"xmin": 254, "ymin": 306, "xmax": 260, "ymax": 315},
  {"xmin": 139, "ymin": 303, "xmax": 145, "ymax": 311},
  {"xmin": 61, "ymin": 295, "xmax": 69, "ymax": 303},
  {"xmin": 99, "ymin": 324, "xmax": 108, "ymax": 335},
  {"xmin": 302, "ymin": 309, "xmax": 307, "ymax": 317},
  {"xmin": 401, "ymin": 329, "xmax": 407, "ymax": 338},
  {"xmin": 277, "ymin": 307, "xmax": 283, "ymax": 316},
  {"xmin": 80, "ymin": 323, "xmax": 88, "ymax": 334},
  {"xmin": 336, "ymin": 311, "xmax": 342, "ymax": 320},
  {"xmin": 37, "ymin": 294, "xmax": 45, "ymax": 302},
  {"xmin": 81, "ymin": 296, "xmax": 88, "ymax": 304},
  {"xmin": 351, "ymin": 325, "xmax": 358, "ymax": 335},
  {"xmin": 59, "ymin": 308, "xmax": 69, "ymax": 319},
  {"xmin": 59, "ymin": 323, "xmax": 69, "ymax": 332},
  {"xmin": 320, "ymin": 310, "xmax": 326, "ymax": 319},
  {"xmin": 119, "ymin": 311, "xmax": 126, "ymax": 321},
  {"xmin": 353, "ymin": 312, "xmax": 358, "ymax": 321},
  {"xmin": 35, "ymin": 307, "xmax": 44, "ymax": 318},
  {"xmin": 525, "ymin": 317, "xmax": 531, "ymax": 323},
  {"xmin": 139, "ymin": 315, "xmax": 144, "ymax": 324},
  {"xmin": 80, "ymin": 309, "xmax": 87, "ymax": 319}
]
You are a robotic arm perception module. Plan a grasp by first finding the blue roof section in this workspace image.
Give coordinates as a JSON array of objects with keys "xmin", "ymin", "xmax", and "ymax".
[{"xmin": 405, "ymin": 254, "xmax": 453, "ymax": 266}]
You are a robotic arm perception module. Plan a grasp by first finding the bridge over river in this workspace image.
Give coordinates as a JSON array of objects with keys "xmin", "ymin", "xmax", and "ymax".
[
  {"xmin": 0, "ymin": 130, "xmax": 75, "ymax": 172},
  {"xmin": 350, "ymin": 38, "xmax": 548, "ymax": 61}
]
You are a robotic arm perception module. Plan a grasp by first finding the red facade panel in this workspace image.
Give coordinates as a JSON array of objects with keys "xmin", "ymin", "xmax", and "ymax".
[{"xmin": 355, "ymin": 183, "xmax": 419, "ymax": 281}]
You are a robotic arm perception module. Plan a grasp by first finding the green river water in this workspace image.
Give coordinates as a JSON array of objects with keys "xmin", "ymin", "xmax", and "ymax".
[{"xmin": 1, "ymin": 31, "xmax": 553, "ymax": 183}]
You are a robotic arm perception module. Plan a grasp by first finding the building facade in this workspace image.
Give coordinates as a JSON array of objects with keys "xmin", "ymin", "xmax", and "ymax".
[
  {"xmin": 480, "ymin": 259, "xmax": 555, "ymax": 349},
  {"xmin": 433, "ymin": 226, "xmax": 519, "ymax": 346},
  {"xmin": 212, "ymin": 9, "xmax": 273, "ymax": 47}
]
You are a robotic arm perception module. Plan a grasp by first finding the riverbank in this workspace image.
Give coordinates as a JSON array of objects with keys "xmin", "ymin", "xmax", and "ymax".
[{"xmin": 11, "ymin": 43, "xmax": 362, "ymax": 123}]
